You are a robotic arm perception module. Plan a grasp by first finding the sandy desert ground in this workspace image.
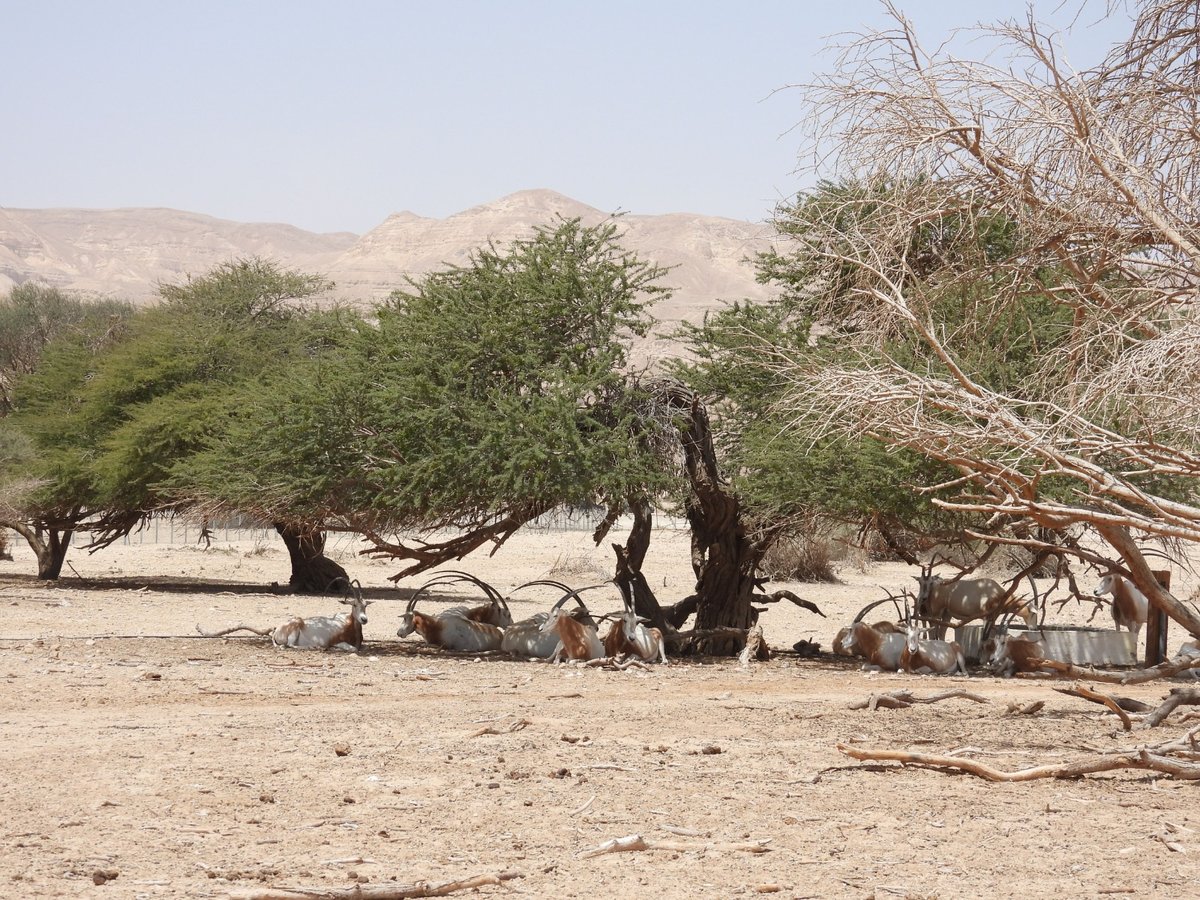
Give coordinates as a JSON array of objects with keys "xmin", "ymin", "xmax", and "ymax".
[{"xmin": 3, "ymin": 523, "xmax": 1200, "ymax": 899}]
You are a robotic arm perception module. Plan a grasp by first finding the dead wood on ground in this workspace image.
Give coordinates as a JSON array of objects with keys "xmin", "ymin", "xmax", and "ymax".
[
  {"xmin": 227, "ymin": 870, "xmax": 523, "ymax": 899},
  {"xmin": 1143, "ymin": 688, "xmax": 1200, "ymax": 728},
  {"xmin": 195, "ymin": 623, "xmax": 273, "ymax": 638},
  {"xmin": 578, "ymin": 833, "xmax": 772, "ymax": 858},
  {"xmin": 738, "ymin": 625, "xmax": 769, "ymax": 667},
  {"xmin": 1031, "ymin": 655, "xmax": 1200, "ymax": 684},
  {"xmin": 847, "ymin": 689, "xmax": 990, "ymax": 711},
  {"xmin": 1052, "ymin": 685, "xmax": 1152, "ymax": 714},
  {"xmin": 468, "ymin": 718, "xmax": 531, "ymax": 738},
  {"xmin": 1053, "ymin": 683, "xmax": 1139, "ymax": 730},
  {"xmin": 1004, "ymin": 700, "xmax": 1045, "ymax": 716},
  {"xmin": 584, "ymin": 656, "xmax": 651, "ymax": 671},
  {"xmin": 836, "ymin": 739, "xmax": 1200, "ymax": 781}
]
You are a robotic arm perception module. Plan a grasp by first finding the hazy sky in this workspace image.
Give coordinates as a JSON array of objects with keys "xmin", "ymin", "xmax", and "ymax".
[{"xmin": 4, "ymin": 1, "xmax": 1127, "ymax": 234}]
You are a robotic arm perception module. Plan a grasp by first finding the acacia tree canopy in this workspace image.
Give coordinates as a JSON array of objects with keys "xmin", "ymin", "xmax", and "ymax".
[
  {"xmin": 0, "ymin": 285, "xmax": 134, "ymax": 575},
  {"xmin": 178, "ymin": 218, "xmax": 679, "ymax": 577},
  {"xmin": 8, "ymin": 259, "xmax": 339, "ymax": 581}
]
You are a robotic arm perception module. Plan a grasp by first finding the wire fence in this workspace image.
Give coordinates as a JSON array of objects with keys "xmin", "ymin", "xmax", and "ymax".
[{"xmin": 115, "ymin": 510, "xmax": 690, "ymax": 548}]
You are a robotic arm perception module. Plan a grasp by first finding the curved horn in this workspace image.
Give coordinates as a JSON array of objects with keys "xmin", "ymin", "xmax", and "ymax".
[
  {"xmin": 340, "ymin": 578, "xmax": 369, "ymax": 605},
  {"xmin": 548, "ymin": 582, "xmax": 608, "ymax": 614},
  {"xmin": 854, "ymin": 588, "xmax": 907, "ymax": 624},
  {"xmin": 433, "ymin": 570, "xmax": 510, "ymax": 617},
  {"xmin": 614, "ymin": 578, "xmax": 635, "ymax": 614},
  {"xmin": 436, "ymin": 570, "xmax": 501, "ymax": 601},
  {"xmin": 405, "ymin": 573, "xmax": 471, "ymax": 614},
  {"xmin": 512, "ymin": 578, "xmax": 577, "ymax": 595}
]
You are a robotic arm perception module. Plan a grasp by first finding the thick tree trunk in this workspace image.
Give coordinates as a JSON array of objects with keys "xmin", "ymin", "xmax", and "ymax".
[
  {"xmin": 688, "ymin": 505, "xmax": 760, "ymax": 652},
  {"xmin": 274, "ymin": 523, "xmax": 349, "ymax": 593},
  {"xmin": 7, "ymin": 520, "xmax": 73, "ymax": 580},
  {"xmin": 657, "ymin": 381, "xmax": 760, "ymax": 655},
  {"xmin": 37, "ymin": 528, "xmax": 71, "ymax": 580}
]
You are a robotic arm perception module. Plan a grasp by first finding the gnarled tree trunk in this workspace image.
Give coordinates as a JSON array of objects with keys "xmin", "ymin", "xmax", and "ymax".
[
  {"xmin": 657, "ymin": 381, "xmax": 762, "ymax": 654},
  {"xmin": 274, "ymin": 522, "xmax": 349, "ymax": 593}
]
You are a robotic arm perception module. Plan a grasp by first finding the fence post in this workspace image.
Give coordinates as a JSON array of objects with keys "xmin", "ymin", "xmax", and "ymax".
[{"xmin": 1144, "ymin": 569, "xmax": 1171, "ymax": 667}]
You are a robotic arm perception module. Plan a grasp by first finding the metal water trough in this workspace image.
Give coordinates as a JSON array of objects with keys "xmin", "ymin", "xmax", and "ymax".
[{"xmin": 956, "ymin": 623, "xmax": 1137, "ymax": 667}]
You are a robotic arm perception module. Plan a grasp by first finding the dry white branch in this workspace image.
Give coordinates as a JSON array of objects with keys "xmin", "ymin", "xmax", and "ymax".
[
  {"xmin": 837, "ymin": 742, "xmax": 1200, "ymax": 781},
  {"xmin": 577, "ymin": 832, "xmax": 772, "ymax": 859},
  {"xmin": 769, "ymin": 1, "xmax": 1200, "ymax": 638},
  {"xmin": 226, "ymin": 870, "xmax": 523, "ymax": 899}
]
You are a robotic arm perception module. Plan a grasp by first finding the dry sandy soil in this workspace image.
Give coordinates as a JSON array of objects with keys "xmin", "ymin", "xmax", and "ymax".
[{"xmin": 3, "ymin": 524, "xmax": 1200, "ymax": 900}]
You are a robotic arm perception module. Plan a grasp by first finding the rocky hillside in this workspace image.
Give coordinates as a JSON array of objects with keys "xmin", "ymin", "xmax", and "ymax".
[
  {"xmin": 0, "ymin": 206, "xmax": 356, "ymax": 300},
  {"xmin": 0, "ymin": 190, "xmax": 778, "ymax": 357}
]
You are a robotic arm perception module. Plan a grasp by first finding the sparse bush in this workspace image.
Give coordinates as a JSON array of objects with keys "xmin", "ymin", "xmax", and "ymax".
[
  {"xmin": 760, "ymin": 534, "xmax": 839, "ymax": 583},
  {"xmin": 548, "ymin": 550, "xmax": 610, "ymax": 581}
]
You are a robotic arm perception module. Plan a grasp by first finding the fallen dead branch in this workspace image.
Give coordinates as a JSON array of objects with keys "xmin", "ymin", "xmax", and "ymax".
[
  {"xmin": 583, "ymin": 656, "xmax": 651, "ymax": 671},
  {"xmin": 578, "ymin": 832, "xmax": 772, "ymax": 858},
  {"xmin": 836, "ymin": 743, "xmax": 1200, "ymax": 781},
  {"xmin": 468, "ymin": 718, "xmax": 531, "ymax": 738},
  {"xmin": 1143, "ymin": 688, "xmax": 1200, "ymax": 728},
  {"xmin": 1034, "ymin": 655, "xmax": 1200, "ymax": 684},
  {"xmin": 196, "ymin": 623, "xmax": 272, "ymax": 638},
  {"xmin": 1053, "ymin": 683, "xmax": 1137, "ymax": 730},
  {"xmin": 1053, "ymin": 684, "xmax": 1152, "ymax": 715},
  {"xmin": 227, "ymin": 870, "xmax": 523, "ymax": 899},
  {"xmin": 1004, "ymin": 700, "xmax": 1045, "ymax": 716},
  {"xmin": 847, "ymin": 689, "xmax": 990, "ymax": 711},
  {"xmin": 660, "ymin": 824, "xmax": 711, "ymax": 838},
  {"xmin": 570, "ymin": 794, "xmax": 596, "ymax": 816}
]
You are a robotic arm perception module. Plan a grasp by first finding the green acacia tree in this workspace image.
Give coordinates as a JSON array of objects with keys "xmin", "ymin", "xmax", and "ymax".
[
  {"xmin": 0, "ymin": 284, "xmax": 133, "ymax": 575},
  {"xmin": 178, "ymin": 218, "xmax": 791, "ymax": 649},
  {"xmin": 0, "ymin": 283, "xmax": 130, "ymax": 416},
  {"xmin": 10, "ymin": 259, "xmax": 351, "ymax": 586},
  {"xmin": 180, "ymin": 219, "xmax": 674, "ymax": 561}
]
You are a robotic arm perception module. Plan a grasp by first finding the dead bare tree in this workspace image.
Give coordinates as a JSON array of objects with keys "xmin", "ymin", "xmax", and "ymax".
[{"xmin": 769, "ymin": 1, "xmax": 1200, "ymax": 637}]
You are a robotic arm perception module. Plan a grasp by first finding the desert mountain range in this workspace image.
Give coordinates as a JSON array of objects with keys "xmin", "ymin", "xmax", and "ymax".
[{"xmin": 0, "ymin": 189, "xmax": 778, "ymax": 357}]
